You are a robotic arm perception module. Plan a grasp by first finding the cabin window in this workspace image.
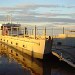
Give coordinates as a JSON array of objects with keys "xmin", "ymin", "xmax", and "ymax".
[
  {"xmin": 11, "ymin": 42, "xmax": 13, "ymax": 44},
  {"xmin": 57, "ymin": 42, "xmax": 62, "ymax": 45},
  {"xmin": 11, "ymin": 50, "xmax": 13, "ymax": 53},
  {"xmin": 23, "ymin": 45, "xmax": 25, "ymax": 47},
  {"xmin": 23, "ymin": 58, "xmax": 25, "ymax": 61},
  {"xmin": 16, "ymin": 43, "xmax": 18, "ymax": 45},
  {"xmin": 16, "ymin": 53, "xmax": 18, "ymax": 56},
  {"xmin": 39, "ymin": 43, "xmax": 40, "ymax": 45},
  {"xmin": 7, "ymin": 40, "xmax": 8, "ymax": 42}
]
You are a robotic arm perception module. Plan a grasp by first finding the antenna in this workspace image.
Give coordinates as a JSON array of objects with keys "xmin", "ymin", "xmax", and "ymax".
[
  {"xmin": 6, "ymin": 13, "xmax": 12, "ymax": 23},
  {"xmin": 9, "ymin": 14, "xmax": 12, "ymax": 24}
]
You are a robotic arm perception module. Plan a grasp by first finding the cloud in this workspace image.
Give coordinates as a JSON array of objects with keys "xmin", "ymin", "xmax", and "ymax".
[
  {"xmin": 0, "ymin": 4, "xmax": 75, "ymax": 23},
  {"xmin": 12, "ymin": 16, "xmax": 75, "ymax": 23},
  {"xmin": 16, "ymin": 4, "xmax": 64, "ymax": 9},
  {"xmin": 0, "ymin": 4, "xmax": 74, "ymax": 13},
  {"xmin": 0, "ymin": 4, "xmax": 58, "ymax": 12},
  {"xmin": 0, "ymin": 12, "xmax": 75, "ymax": 24},
  {"xmin": 66, "ymin": 5, "xmax": 75, "ymax": 8},
  {"xmin": 40, "ymin": 13, "xmax": 75, "ymax": 17}
]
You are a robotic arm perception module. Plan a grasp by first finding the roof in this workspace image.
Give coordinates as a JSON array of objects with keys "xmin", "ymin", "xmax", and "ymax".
[{"xmin": 2, "ymin": 23, "xmax": 21, "ymax": 27}]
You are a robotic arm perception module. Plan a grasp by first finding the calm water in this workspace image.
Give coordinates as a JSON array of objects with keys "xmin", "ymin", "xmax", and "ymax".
[{"xmin": 0, "ymin": 43, "xmax": 75, "ymax": 75}]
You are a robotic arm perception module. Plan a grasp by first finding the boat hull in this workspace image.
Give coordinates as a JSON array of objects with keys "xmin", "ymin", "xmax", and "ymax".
[{"xmin": 0, "ymin": 35, "xmax": 52, "ymax": 59}]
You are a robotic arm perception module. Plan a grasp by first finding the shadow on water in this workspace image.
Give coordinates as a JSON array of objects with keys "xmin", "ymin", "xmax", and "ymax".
[
  {"xmin": 0, "ymin": 42, "xmax": 75, "ymax": 75},
  {"xmin": 43, "ymin": 58, "xmax": 75, "ymax": 75}
]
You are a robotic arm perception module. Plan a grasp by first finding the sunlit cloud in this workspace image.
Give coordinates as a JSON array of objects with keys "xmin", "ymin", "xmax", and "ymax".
[{"xmin": 0, "ymin": 4, "xmax": 75, "ymax": 24}]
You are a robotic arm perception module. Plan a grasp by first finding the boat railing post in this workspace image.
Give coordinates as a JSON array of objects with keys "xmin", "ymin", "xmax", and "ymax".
[
  {"xmin": 44, "ymin": 27, "xmax": 46, "ymax": 39},
  {"xmin": 2, "ymin": 26, "xmax": 4, "ymax": 35},
  {"xmin": 24, "ymin": 27, "xmax": 28, "ymax": 37},
  {"xmin": 63, "ymin": 27, "xmax": 64, "ymax": 34},
  {"xmin": 17, "ymin": 27, "xmax": 19, "ymax": 37},
  {"xmin": 24, "ymin": 27, "xmax": 25, "ymax": 37},
  {"xmin": 25, "ymin": 27, "xmax": 29, "ymax": 35},
  {"xmin": 32, "ymin": 29, "xmax": 33, "ymax": 35},
  {"xmin": 52, "ymin": 27, "xmax": 53, "ymax": 37},
  {"xmin": 8, "ymin": 30, "xmax": 9, "ymax": 36},
  {"xmin": 34, "ymin": 25, "xmax": 36, "ymax": 39},
  {"xmin": 11, "ymin": 26, "xmax": 12, "ymax": 36}
]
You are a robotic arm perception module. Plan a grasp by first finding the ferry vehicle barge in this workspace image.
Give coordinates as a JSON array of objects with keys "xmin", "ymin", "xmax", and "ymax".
[{"xmin": 0, "ymin": 23, "xmax": 53, "ymax": 59}]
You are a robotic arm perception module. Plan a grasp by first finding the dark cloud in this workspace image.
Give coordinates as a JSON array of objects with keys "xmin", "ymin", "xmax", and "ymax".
[
  {"xmin": 12, "ymin": 16, "xmax": 75, "ymax": 23},
  {"xmin": 0, "ymin": 13, "xmax": 75, "ymax": 23}
]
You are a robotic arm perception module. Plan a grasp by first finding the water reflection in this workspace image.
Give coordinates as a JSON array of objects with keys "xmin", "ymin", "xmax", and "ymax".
[
  {"xmin": 0, "ymin": 43, "xmax": 75, "ymax": 75},
  {"xmin": 0, "ymin": 54, "xmax": 31, "ymax": 75}
]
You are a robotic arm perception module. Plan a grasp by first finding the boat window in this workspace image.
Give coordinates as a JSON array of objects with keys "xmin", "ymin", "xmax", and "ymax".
[
  {"xmin": 11, "ymin": 50, "xmax": 13, "ymax": 53},
  {"xmin": 16, "ymin": 43, "xmax": 18, "ymax": 45},
  {"xmin": 23, "ymin": 45, "xmax": 25, "ymax": 47},
  {"xmin": 16, "ymin": 53, "xmax": 18, "ymax": 56},
  {"xmin": 7, "ymin": 40, "xmax": 8, "ymax": 42},
  {"xmin": 23, "ymin": 58, "xmax": 25, "ymax": 61},
  {"xmin": 11, "ymin": 42, "xmax": 13, "ymax": 44}
]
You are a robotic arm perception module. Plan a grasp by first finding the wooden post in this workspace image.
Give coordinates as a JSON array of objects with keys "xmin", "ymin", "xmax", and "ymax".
[
  {"xmin": 32, "ymin": 29, "xmax": 33, "ymax": 35},
  {"xmin": 17, "ymin": 27, "xmax": 19, "ymax": 37},
  {"xmin": 11, "ymin": 27, "xmax": 12, "ymax": 36},
  {"xmin": 52, "ymin": 27, "xmax": 53, "ymax": 37},
  {"xmin": 24, "ymin": 27, "xmax": 25, "ymax": 37},
  {"xmin": 44, "ymin": 27, "xmax": 46, "ymax": 39},
  {"xmin": 34, "ymin": 25, "xmax": 36, "ymax": 39},
  {"xmin": 2, "ymin": 26, "xmax": 4, "ymax": 35},
  {"xmin": 8, "ymin": 30, "xmax": 9, "ymax": 36}
]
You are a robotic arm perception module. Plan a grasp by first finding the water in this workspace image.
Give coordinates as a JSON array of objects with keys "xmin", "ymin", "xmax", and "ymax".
[
  {"xmin": 0, "ymin": 43, "xmax": 75, "ymax": 75},
  {"xmin": 0, "ymin": 54, "xmax": 31, "ymax": 75}
]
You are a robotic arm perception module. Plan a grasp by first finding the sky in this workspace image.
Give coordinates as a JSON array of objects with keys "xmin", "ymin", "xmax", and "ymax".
[{"xmin": 0, "ymin": 0, "xmax": 75, "ymax": 26}]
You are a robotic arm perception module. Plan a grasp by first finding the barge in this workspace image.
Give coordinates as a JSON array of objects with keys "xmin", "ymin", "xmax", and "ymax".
[{"xmin": 0, "ymin": 23, "xmax": 53, "ymax": 59}]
